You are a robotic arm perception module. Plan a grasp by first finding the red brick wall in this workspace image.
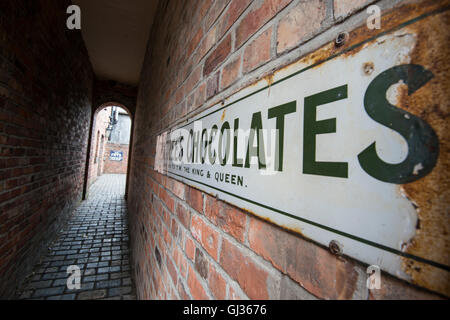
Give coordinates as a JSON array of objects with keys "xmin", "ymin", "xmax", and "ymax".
[
  {"xmin": 0, "ymin": 0, "xmax": 94, "ymax": 297},
  {"xmin": 128, "ymin": 0, "xmax": 444, "ymax": 300},
  {"xmin": 103, "ymin": 143, "xmax": 129, "ymax": 174},
  {"xmin": 87, "ymin": 107, "xmax": 110, "ymax": 188}
]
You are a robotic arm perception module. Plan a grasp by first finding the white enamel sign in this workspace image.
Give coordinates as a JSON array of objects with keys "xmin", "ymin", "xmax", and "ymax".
[{"xmin": 158, "ymin": 27, "xmax": 442, "ymax": 281}]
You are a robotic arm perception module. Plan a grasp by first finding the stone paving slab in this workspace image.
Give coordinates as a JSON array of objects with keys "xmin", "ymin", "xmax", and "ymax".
[{"xmin": 16, "ymin": 174, "xmax": 136, "ymax": 300}]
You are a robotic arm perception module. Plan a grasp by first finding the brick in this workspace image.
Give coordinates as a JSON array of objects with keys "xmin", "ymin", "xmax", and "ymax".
[
  {"xmin": 176, "ymin": 203, "xmax": 191, "ymax": 230},
  {"xmin": 163, "ymin": 228, "xmax": 173, "ymax": 248},
  {"xmin": 194, "ymin": 247, "xmax": 209, "ymax": 279},
  {"xmin": 199, "ymin": 0, "xmax": 213, "ymax": 19},
  {"xmin": 194, "ymin": 82, "xmax": 207, "ymax": 109},
  {"xmin": 187, "ymin": 265, "xmax": 209, "ymax": 300},
  {"xmin": 185, "ymin": 67, "xmax": 202, "ymax": 99},
  {"xmin": 26, "ymin": 280, "xmax": 53, "ymax": 290},
  {"xmin": 217, "ymin": 0, "xmax": 253, "ymax": 38},
  {"xmin": 171, "ymin": 217, "xmax": 181, "ymax": 241},
  {"xmin": 173, "ymin": 246, "xmax": 188, "ymax": 279},
  {"xmin": 185, "ymin": 236, "xmax": 196, "ymax": 261},
  {"xmin": 220, "ymin": 238, "xmax": 270, "ymax": 300},
  {"xmin": 187, "ymin": 27, "xmax": 203, "ymax": 58},
  {"xmin": 78, "ymin": 289, "xmax": 107, "ymax": 300},
  {"xmin": 248, "ymin": 217, "xmax": 360, "ymax": 299},
  {"xmin": 159, "ymin": 187, "xmax": 175, "ymax": 213},
  {"xmin": 277, "ymin": 0, "xmax": 327, "ymax": 54},
  {"xmin": 209, "ymin": 264, "xmax": 227, "ymax": 300},
  {"xmin": 109, "ymin": 285, "xmax": 133, "ymax": 297},
  {"xmin": 228, "ymin": 286, "xmax": 245, "ymax": 300},
  {"xmin": 204, "ymin": 34, "xmax": 232, "ymax": 77},
  {"xmin": 178, "ymin": 281, "xmax": 190, "ymax": 300},
  {"xmin": 187, "ymin": 187, "xmax": 204, "ymax": 213},
  {"xmin": 236, "ymin": 0, "xmax": 292, "ymax": 48},
  {"xmin": 205, "ymin": 195, "xmax": 247, "ymax": 242},
  {"xmin": 243, "ymin": 27, "xmax": 272, "ymax": 73},
  {"xmin": 175, "ymin": 85, "xmax": 185, "ymax": 105},
  {"xmin": 166, "ymin": 256, "xmax": 178, "ymax": 286},
  {"xmin": 221, "ymin": 55, "xmax": 242, "ymax": 89},
  {"xmin": 205, "ymin": 0, "xmax": 231, "ymax": 30},
  {"xmin": 206, "ymin": 72, "xmax": 220, "ymax": 99},
  {"xmin": 334, "ymin": 0, "xmax": 375, "ymax": 19},
  {"xmin": 33, "ymin": 286, "xmax": 65, "ymax": 298},
  {"xmin": 190, "ymin": 215, "xmax": 220, "ymax": 261},
  {"xmin": 197, "ymin": 26, "xmax": 218, "ymax": 64}
]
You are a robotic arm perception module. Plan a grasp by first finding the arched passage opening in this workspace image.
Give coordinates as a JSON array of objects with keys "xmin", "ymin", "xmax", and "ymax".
[{"xmin": 83, "ymin": 102, "xmax": 134, "ymax": 200}]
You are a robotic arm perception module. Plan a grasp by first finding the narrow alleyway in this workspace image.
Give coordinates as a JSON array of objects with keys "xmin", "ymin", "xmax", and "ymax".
[{"xmin": 15, "ymin": 175, "xmax": 136, "ymax": 300}]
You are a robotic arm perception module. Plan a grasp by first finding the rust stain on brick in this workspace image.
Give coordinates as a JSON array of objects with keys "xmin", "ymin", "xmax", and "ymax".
[
  {"xmin": 240, "ymin": 205, "xmax": 308, "ymax": 240},
  {"xmin": 201, "ymin": 187, "xmax": 309, "ymax": 240}
]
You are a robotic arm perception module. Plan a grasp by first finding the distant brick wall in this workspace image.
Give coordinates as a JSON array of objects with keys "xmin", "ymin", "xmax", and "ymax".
[
  {"xmin": 103, "ymin": 143, "xmax": 129, "ymax": 174},
  {"xmin": 87, "ymin": 108, "xmax": 110, "ymax": 189},
  {"xmin": 128, "ymin": 0, "xmax": 445, "ymax": 300},
  {"xmin": 0, "ymin": 0, "xmax": 94, "ymax": 298}
]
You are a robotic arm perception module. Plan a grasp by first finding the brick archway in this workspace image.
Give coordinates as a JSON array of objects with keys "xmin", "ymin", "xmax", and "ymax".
[{"xmin": 82, "ymin": 102, "xmax": 134, "ymax": 200}]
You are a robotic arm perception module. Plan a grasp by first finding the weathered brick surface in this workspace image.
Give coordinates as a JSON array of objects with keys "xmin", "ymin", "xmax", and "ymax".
[
  {"xmin": 208, "ymin": 264, "xmax": 227, "ymax": 300},
  {"xmin": 0, "ymin": 0, "xmax": 93, "ymax": 298},
  {"xmin": 204, "ymin": 195, "xmax": 246, "ymax": 243},
  {"xmin": 235, "ymin": 0, "xmax": 292, "ymax": 48},
  {"xmin": 220, "ymin": 55, "xmax": 242, "ymax": 89},
  {"xmin": 204, "ymin": 34, "xmax": 232, "ymax": 77},
  {"xmin": 187, "ymin": 265, "xmax": 209, "ymax": 300},
  {"xmin": 220, "ymin": 238, "xmax": 271, "ymax": 300},
  {"xmin": 127, "ymin": 0, "xmax": 445, "ymax": 300},
  {"xmin": 87, "ymin": 108, "xmax": 110, "ymax": 188},
  {"xmin": 277, "ymin": 0, "xmax": 329, "ymax": 54},
  {"xmin": 249, "ymin": 216, "xmax": 362, "ymax": 299},
  {"xmin": 103, "ymin": 143, "xmax": 129, "ymax": 175},
  {"xmin": 243, "ymin": 26, "xmax": 273, "ymax": 73}
]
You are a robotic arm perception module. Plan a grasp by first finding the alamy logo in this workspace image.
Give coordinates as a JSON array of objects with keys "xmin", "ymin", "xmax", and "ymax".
[
  {"xmin": 366, "ymin": 5, "xmax": 381, "ymax": 30},
  {"xmin": 67, "ymin": 265, "xmax": 81, "ymax": 290},
  {"xmin": 66, "ymin": 5, "xmax": 81, "ymax": 30},
  {"xmin": 366, "ymin": 265, "xmax": 381, "ymax": 289}
]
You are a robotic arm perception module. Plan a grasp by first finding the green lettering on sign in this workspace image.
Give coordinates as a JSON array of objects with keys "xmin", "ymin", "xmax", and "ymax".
[
  {"xmin": 268, "ymin": 101, "xmax": 297, "ymax": 172},
  {"xmin": 219, "ymin": 121, "xmax": 230, "ymax": 166},
  {"xmin": 245, "ymin": 112, "xmax": 266, "ymax": 169},
  {"xmin": 303, "ymin": 85, "xmax": 348, "ymax": 178},
  {"xmin": 358, "ymin": 64, "xmax": 438, "ymax": 183},
  {"xmin": 208, "ymin": 125, "xmax": 218, "ymax": 165},
  {"xmin": 233, "ymin": 118, "xmax": 244, "ymax": 167}
]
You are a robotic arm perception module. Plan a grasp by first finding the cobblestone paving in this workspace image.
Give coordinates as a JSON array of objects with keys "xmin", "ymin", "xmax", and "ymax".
[{"xmin": 16, "ymin": 174, "xmax": 136, "ymax": 300}]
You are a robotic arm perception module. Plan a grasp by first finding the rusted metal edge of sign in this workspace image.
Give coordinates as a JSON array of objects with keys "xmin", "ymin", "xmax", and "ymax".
[{"xmin": 157, "ymin": 2, "xmax": 450, "ymax": 296}]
